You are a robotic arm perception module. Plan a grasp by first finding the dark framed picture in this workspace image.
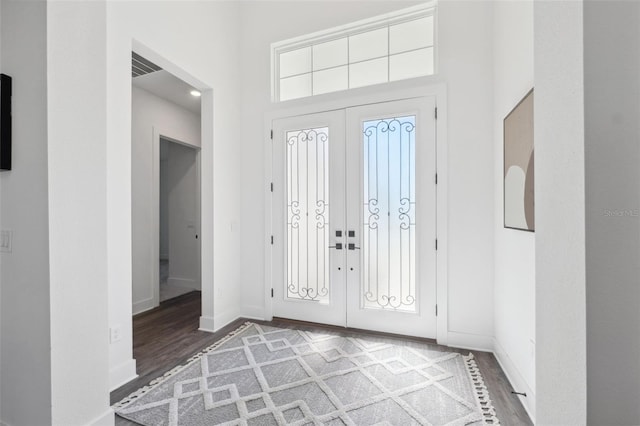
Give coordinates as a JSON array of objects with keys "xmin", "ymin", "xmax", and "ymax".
[
  {"xmin": 504, "ymin": 89, "xmax": 534, "ymax": 232},
  {"xmin": 0, "ymin": 73, "xmax": 12, "ymax": 171}
]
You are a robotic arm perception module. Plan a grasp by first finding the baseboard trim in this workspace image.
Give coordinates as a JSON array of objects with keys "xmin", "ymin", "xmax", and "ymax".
[
  {"xmin": 241, "ymin": 305, "xmax": 265, "ymax": 321},
  {"xmin": 447, "ymin": 331, "xmax": 494, "ymax": 352},
  {"xmin": 493, "ymin": 338, "xmax": 536, "ymax": 423},
  {"xmin": 168, "ymin": 277, "xmax": 199, "ymax": 290},
  {"xmin": 132, "ymin": 297, "xmax": 156, "ymax": 316},
  {"xmin": 213, "ymin": 310, "xmax": 242, "ymax": 332},
  {"xmin": 89, "ymin": 408, "xmax": 114, "ymax": 426},
  {"xmin": 109, "ymin": 358, "xmax": 138, "ymax": 391},
  {"xmin": 199, "ymin": 315, "xmax": 215, "ymax": 333}
]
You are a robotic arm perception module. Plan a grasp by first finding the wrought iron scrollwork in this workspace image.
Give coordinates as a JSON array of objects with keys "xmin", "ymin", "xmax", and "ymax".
[
  {"xmin": 362, "ymin": 116, "xmax": 417, "ymax": 312},
  {"xmin": 286, "ymin": 127, "xmax": 330, "ymax": 302}
]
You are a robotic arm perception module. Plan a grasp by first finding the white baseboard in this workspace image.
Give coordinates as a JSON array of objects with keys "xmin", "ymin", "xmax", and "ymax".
[
  {"xmin": 89, "ymin": 408, "xmax": 114, "ymax": 426},
  {"xmin": 200, "ymin": 311, "xmax": 255, "ymax": 334},
  {"xmin": 168, "ymin": 277, "xmax": 199, "ymax": 290},
  {"xmin": 214, "ymin": 309, "xmax": 242, "ymax": 332},
  {"xmin": 132, "ymin": 297, "xmax": 156, "ymax": 315},
  {"xmin": 241, "ymin": 305, "xmax": 266, "ymax": 321},
  {"xmin": 493, "ymin": 338, "xmax": 536, "ymax": 423},
  {"xmin": 199, "ymin": 315, "xmax": 215, "ymax": 333},
  {"xmin": 109, "ymin": 358, "xmax": 138, "ymax": 391},
  {"xmin": 447, "ymin": 331, "xmax": 494, "ymax": 352}
]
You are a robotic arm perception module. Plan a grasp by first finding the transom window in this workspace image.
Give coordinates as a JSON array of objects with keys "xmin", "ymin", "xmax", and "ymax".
[{"xmin": 272, "ymin": 3, "xmax": 437, "ymax": 102}]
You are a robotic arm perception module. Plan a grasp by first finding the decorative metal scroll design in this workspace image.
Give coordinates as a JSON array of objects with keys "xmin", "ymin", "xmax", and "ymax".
[
  {"xmin": 286, "ymin": 127, "xmax": 330, "ymax": 302},
  {"xmin": 362, "ymin": 116, "xmax": 417, "ymax": 312}
]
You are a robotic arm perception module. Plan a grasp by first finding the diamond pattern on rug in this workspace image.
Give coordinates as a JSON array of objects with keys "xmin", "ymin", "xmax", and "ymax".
[
  {"xmin": 260, "ymin": 359, "xmax": 309, "ymax": 388},
  {"xmin": 114, "ymin": 322, "xmax": 500, "ymax": 425}
]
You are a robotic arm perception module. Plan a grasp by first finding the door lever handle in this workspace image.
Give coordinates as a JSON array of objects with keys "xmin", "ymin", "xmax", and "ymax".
[
  {"xmin": 348, "ymin": 243, "xmax": 360, "ymax": 250},
  {"xmin": 329, "ymin": 243, "xmax": 343, "ymax": 250}
]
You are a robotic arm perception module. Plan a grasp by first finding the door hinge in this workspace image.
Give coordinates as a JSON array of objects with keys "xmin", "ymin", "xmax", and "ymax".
[
  {"xmin": 435, "ymin": 173, "xmax": 438, "ymax": 184},
  {"xmin": 435, "ymin": 239, "xmax": 438, "ymax": 250},
  {"xmin": 435, "ymin": 304, "xmax": 438, "ymax": 316},
  {"xmin": 271, "ymin": 288, "xmax": 274, "ymax": 298},
  {"xmin": 271, "ymin": 235, "xmax": 274, "ymax": 245},
  {"xmin": 270, "ymin": 182, "xmax": 273, "ymax": 192},
  {"xmin": 270, "ymin": 129, "xmax": 273, "ymax": 140},
  {"xmin": 435, "ymin": 107, "xmax": 438, "ymax": 120}
]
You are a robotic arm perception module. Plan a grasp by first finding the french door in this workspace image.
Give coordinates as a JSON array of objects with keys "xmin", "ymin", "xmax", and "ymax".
[{"xmin": 271, "ymin": 97, "xmax": 437, "ymax": 338}]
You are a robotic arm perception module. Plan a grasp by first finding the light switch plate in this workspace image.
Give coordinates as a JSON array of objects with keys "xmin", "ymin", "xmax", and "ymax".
[{"xmin": 0, "ymin": 230, "xmax": 12, "ymax": 253}]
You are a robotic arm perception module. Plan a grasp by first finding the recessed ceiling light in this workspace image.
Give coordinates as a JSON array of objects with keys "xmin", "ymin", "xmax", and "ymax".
[{"xmin": 190, "ymin": 90, "xmax": 201, "ymax": 97}]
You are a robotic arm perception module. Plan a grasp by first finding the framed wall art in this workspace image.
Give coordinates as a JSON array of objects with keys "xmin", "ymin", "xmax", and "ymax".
[{"xmin": 504, "ymin": 89, "xmax": 534, "ymax": 232}]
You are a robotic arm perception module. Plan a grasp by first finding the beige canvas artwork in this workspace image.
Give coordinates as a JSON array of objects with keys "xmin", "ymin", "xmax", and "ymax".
[{"xmin": 504, "ymin": 89, "xmax": 534, "ymax": 231}]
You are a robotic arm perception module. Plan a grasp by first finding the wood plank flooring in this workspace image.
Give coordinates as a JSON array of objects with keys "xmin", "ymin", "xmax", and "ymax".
[{"xmin": 111, "ymin": 291, "xmax": 532, "ymax": 425}]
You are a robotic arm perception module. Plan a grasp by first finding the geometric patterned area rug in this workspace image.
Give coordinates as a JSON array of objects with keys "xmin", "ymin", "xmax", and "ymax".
[{"xmin": 114, "ymin": 322, "xmax": 500, "ymax": 425}]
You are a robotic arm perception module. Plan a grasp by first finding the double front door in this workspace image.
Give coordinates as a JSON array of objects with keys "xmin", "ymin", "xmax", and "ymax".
[{"xmin": 271, "ymin": 97, "xmax": 437, "ymax": 338}]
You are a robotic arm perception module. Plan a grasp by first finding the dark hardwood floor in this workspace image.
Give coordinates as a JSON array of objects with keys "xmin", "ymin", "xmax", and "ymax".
[{"xmin": 111, "ymin": 291, "xmax": 532, "ymax": 425}]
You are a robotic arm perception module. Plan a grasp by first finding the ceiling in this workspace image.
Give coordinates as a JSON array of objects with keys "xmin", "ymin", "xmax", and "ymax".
[
  {"xmin": 132, "ymin": 52, "xmax": 201, "ymax": 115},
  {"xmin": 133, "ymin": 70, "xmax": 201, "ymax": 114}
]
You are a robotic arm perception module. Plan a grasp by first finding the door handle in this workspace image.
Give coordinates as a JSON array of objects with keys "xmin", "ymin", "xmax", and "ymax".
[
  {"xmin": 348, "ymin": 243, "xmax": 360, "ymax": 250},
  {"xmin": 329, "ymin": 243, "xmax": 343, "ymax": 250}
]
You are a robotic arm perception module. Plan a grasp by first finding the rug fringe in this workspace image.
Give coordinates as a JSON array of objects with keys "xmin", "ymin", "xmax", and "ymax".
[
  {"xmin": 112, "ymin": 321, "xmax": 254, "ymax": 410},
  {"xmin": 463, "ymin": 353, "xmax": 501, "ymax": 425}
]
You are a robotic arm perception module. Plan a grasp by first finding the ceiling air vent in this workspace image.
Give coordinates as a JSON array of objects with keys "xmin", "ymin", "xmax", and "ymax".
[{"xmin": 132, "ymin": 52, "xmax": 162, "ymax": 78}]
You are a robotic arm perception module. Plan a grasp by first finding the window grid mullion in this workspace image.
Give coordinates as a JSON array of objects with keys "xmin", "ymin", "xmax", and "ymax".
[{"xmin": 275, "ymin": 5, "xmax": 436, "ymax": 102}]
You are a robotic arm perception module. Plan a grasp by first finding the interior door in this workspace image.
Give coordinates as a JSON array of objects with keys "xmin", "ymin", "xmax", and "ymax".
[
  {"xmin": 272, "ymin": 110, "xmax": 347, "ymax": 326},
  {"xmin": 345, "ymin": 97, "xmax": 437, "ymax": 338}
]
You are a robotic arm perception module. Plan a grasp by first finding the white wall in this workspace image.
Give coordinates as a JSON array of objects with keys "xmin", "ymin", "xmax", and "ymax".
[
  {"xmin": 534, "ymin": 1, "xmax": 587, "ymax": 424},
  {"xmin": 584, "ymin": 1, "xmax": 640, "ymax": 424},
  {"xmin": 48, "ymin": 1, "xmax": 113, "ymax": 424},
  {"xmin": 131, "ymin": 86, "xmax": 200, "ymax": 315},
  {"xmin": 0, "ymin": 1, "xmax": 52, "ymax": 425},
  {"xmin": 492, "ymin": 0, "xmax": 535, "ymax": 420},
  {"xmin": 437, "ymin": 0, "xmax": 494, "ymax": 347},
  {"xmin": 108, "ymin": 1, "xmax": 243, "ymax": 391},
  {"xmin": 167, "ymin": 141, "xmax": 200, "ymax": 291},
  {"xmin": 239, "ymin": 0, "xmax": 496, "ymax": 348}
]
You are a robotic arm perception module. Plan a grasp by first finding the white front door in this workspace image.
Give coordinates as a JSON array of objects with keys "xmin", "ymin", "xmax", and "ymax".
[
  {"xmin": 345, "ymin": 98, "xmax": 437, "ymax": 338},
  {"xmin": 272, "ymin": 97, "xmax": 437, "ymax": 338},
  {"xmin": 272, "ymin": 110, "xmax": 347, "ymax": 326}
]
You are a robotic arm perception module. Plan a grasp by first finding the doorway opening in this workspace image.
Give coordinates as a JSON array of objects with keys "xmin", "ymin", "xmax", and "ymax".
[
  {"xmin": 130, "ymin": 49, "xmax": 204, "ymax": 377},
  {"xmin": 159, "ymin": 137, "xmax": 201, "ymax": 303}
]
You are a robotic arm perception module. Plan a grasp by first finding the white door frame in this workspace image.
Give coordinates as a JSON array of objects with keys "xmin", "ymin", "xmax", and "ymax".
[
  {"xmin": 264, "ymin": 83, "xmax": 449, "ymax": 345},
  {"xmin": 151, "ymin": 129, "xmax": 202, "ymax": 308}
]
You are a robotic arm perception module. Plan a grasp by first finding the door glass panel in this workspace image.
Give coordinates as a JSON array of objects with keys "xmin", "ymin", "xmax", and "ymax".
[
  {"xmin": 362, "ymin": 116, "xmax": 416, "ymax": 312},
  {"xmin": 287, "ymin": 127, "xmax": 330, "ymax": 303}
]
